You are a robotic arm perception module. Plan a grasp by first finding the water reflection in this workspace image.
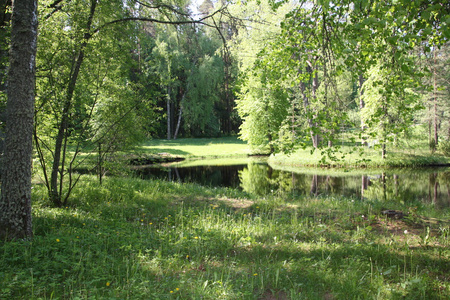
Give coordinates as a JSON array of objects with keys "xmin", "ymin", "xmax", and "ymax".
[
  {"xmin": 135, "ymin": 163, "xmax": 450, "ymax": 208},
  {"xmin": 135, "ymin": 164, "xmax": 246, "ymax": 189}
]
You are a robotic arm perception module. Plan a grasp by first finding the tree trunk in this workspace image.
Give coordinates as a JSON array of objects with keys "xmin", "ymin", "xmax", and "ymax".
[
  {"xmin": 311, "ymin": 63, "xmax": 319, "ymax": 148},
  {"xmin": 98, "ymin": 142, "xmax": 103, "ymax": 185},
  {"xmin": 167, "ymin": 86, "xmax": 171, "ymax": 139},
  {"xmin": 433, "ymin": 47, "xmax": 438, "ymax": 146},
  {"xmin": 223, "ymin": 50, "xmax": 232, "ymax": 134},
  {"xmin": 300, "ymin": 85, "xmax": 319, "ymax": 148},
  {"xmin": 49, "ymin": 0, "xmax": 97, "ymax": 206},
  {"xmin": 359, "ymin": 74, "xmax": 367, "ymax": 146},
  {"xmin": 0, "ymin": 0, "xmax": 37, "ymax": 240},
  {"xmin": 174, "ymin": 91, "xmax": 186, "ymax": 140},
  {"xmin": 268, "ymin": 133, "xmax": 274, "ymax": 154},
  {"xmin": 299, "ymin": 60, "xmax": 320, "ymax": 148},
  {"xmin": 0, "ymin": 0, "xmax": 12, "ymax": 93},
  {"xmin": 174, "ymin": 105, "xmax": 182, "ymax": 140}
]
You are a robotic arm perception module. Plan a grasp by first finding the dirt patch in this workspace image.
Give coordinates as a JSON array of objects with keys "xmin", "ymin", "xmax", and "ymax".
[
  {"xmin": 172, "ymin": 196, "xmax": 254, "ymax": 210},
  {"xmin": 259, "ymin": 290, "xmax": 289, "ymax": 300},
  {"xmin": 371, "ymin": 218, "xmax": 424, "ymax": 237},
  {"xmin": 214, "ymin": 196, "xmax": 254, "ymax": 209},
  {"xmin": 368, "ymin": 215, "xmax": 449, "ymax": 249}
]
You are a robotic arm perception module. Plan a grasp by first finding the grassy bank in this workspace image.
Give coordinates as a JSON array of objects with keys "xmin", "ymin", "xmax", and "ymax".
[
  {"xmin": 134, "ymin": 136, "xmax": 449, "ymax": 168},
  {"xmin": 270, "ymin": 147, "xmax": 450, "ymax": 168},
  {"xmin": 1, "ymin": 176, "xmax": 449, "ymax": 299}
]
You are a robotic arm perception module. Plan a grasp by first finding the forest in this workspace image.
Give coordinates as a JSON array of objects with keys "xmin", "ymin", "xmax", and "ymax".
[
  {"xmin": 0, "ymin": 0, "xmax": 449, "ymax": 299},
  {"xmin": 2, "ymin": 0, "xmax": 449, "ymax": 153}
]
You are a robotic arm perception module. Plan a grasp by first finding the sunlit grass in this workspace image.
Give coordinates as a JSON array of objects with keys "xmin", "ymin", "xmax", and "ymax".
[
  {"xmin": 271, "ymin": 126, "xmax": 450, "ymax": 167},
  {"xmin": 134, "ymin": 134, "xmax": 449, "ymax": 168},
  {"xmin": 1, "ymin": 176, "xmax": 449, "ymax": 299},
  {"xmin": 137, "ymin": 136, "xmax": 251, "ymax": 158},
  {"xmin": 270, "ymin": 144, "xmax": 450, "ymax": 168}
]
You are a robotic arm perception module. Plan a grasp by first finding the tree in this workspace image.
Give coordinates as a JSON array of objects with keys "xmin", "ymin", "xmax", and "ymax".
[
  {"xmin": 236, "ymin": 67, "xmax": 290, "ymax": 154},
  {"xmin": 231, "ymin": 0, "xmax": 293, "ymax": 153},
  {"xmin": 420, "ymin": 42, "xmax": 450, "ymax": 149},
  {"xmin": 33, "ymin": 0, "xmax": 232, "ymax": 206},
  {"xmin": 0, "ymin": 0, "xmax": 37, "ymax": 240},
  {"xmin": 361, "ymin": 62, "xmax": 420, "ymax": 159},
  {"xmin": 351, "ymin": 0, "xmax": 447, "ymax": 158},
  {"xmin": 35, "ymin": 0, "xmax": 159, "ymax": 206},
  {"xmin": 233, "ymin": 0, "xmax": 449, "ymax": 159},
  {"xmin": 0, "ymin": 0, "xmax": 12, "ymax": 153},
  {"xmin": 0, "ymin": 0, "xmax": 11, "ymax": 95},
  {"xmin": 148, "ymin": 12, "xmax": 225, "ymax": 139}
]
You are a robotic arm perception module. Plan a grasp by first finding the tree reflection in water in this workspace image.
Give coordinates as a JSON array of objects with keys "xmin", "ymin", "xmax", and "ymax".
[{"xmin": 136, "ymin": 163, "xmax": 450, "ymax": 208}]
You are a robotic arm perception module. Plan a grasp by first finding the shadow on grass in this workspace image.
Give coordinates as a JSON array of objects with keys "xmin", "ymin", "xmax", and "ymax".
[{"xmin": 3, "ymin": 178, "xmax": 448, "ymax": 299}]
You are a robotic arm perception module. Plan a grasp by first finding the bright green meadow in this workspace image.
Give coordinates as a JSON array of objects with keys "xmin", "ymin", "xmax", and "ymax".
[
  {"xmin": 137, "ymin": 137, "xmax": 251, "ymax": 159},
  {"xmin": 1, "ymin": 137, "xmax": 449, "ymax": 299},
  {"xmin": 135, "ymin": 136, "xmax": 450, "ymax": 168}
]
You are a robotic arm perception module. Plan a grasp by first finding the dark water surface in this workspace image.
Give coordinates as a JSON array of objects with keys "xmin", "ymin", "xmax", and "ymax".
[{"xmin": 135, "ymin": 162, "xmax": 450, "ymax": 208}]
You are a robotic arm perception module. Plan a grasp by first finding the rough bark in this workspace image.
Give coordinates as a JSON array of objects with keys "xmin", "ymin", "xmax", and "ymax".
[
  {"xmin": 0, "ymin": 0, "xmax": 12, "ymax": 92},
  {"xmin": 0, "ymin": 0, "xmax": 37, "ymax": 240}
]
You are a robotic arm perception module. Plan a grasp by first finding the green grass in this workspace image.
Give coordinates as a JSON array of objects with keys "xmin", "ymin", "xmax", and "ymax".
[
  {"xmin": 269, "ymin": 145, "xmax": 450, "ymax": 168},
  {"xmin": 269, "ymin": 126, "xmax": 450, "ymax": 168},
  {"xmin": 133, "ymin": 136, "xmax": 449, "ymax": 168},
  {"xmin": 137, "ymin": 136, "xmax": 251, "ymax": 159},
  {"xmin": 1, "ymin": 176, "xmax": 449, "ymax": 299}
]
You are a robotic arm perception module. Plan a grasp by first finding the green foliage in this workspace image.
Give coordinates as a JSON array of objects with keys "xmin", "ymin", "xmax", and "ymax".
[
  {"xmin": 232, "ymin": 0, "xmax": 449, "ymax": 162},
  {"xmin": 236, "ymin": 68, "xmax": 290, "ymax": 153},
  {"xmin": 35, "ymin": 0, "xmax": 158, "ymax": 205},
  {"xmin": 184, "ymin": 53, "xmax": 224, "ymax": 136},
  {"xmin": 361, "ymin": 63, "xmax": 422, "ymax": 148},
  {"xmin": 438, "ymin": 140, "xmax": 450, "ymax": 157},
  {"xmin": 146, "ymin": 20, "xmax": 226, "ymax": 138}
]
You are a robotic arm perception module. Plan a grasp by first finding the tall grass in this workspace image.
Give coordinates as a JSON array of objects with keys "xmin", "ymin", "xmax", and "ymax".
[{"xmin": 1, "ymin": 176, "xmax": 449, "ymax": 299}]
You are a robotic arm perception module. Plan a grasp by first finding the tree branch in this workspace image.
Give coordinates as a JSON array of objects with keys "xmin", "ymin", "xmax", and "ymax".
[{"xmin": 92, "ymin": 5, "xmax": 229, "ymax": 36}]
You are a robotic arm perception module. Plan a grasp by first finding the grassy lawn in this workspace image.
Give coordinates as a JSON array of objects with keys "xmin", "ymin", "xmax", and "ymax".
[
  {"xmin": 137, "ymin": 136, "xmax": 251, "ymax": 159},
  {"xmin": 1, "ymin": 176, "xmax": 449, "ymax": 299},
  {"xmin": 268, "ymin": 127, "xmax": 450, "ymax": 168},
  {"xmin": 270, "ymin": 146, "xmax": 450, "ymax": 168}
]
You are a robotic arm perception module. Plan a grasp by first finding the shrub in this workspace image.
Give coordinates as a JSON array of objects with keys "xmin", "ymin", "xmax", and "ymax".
[{"xmin": 438, "ymin": 140, "xmax": 450, "ymax": 157}]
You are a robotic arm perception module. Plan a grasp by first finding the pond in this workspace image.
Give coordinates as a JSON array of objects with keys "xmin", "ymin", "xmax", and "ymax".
[{"xmin": 134, "ymin": 160, "xmax": 450, "ymax": 208}]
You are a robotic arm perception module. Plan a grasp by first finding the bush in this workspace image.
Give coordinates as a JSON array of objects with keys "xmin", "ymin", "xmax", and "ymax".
[{"xmin": 438, "ymin": 140, "xmax": 450, "ymax": 157}]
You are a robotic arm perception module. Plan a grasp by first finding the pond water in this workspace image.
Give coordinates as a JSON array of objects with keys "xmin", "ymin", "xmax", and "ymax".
[{"xmin": 134, "ymin": 161, "xmax": 450, "ymax": 208}]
